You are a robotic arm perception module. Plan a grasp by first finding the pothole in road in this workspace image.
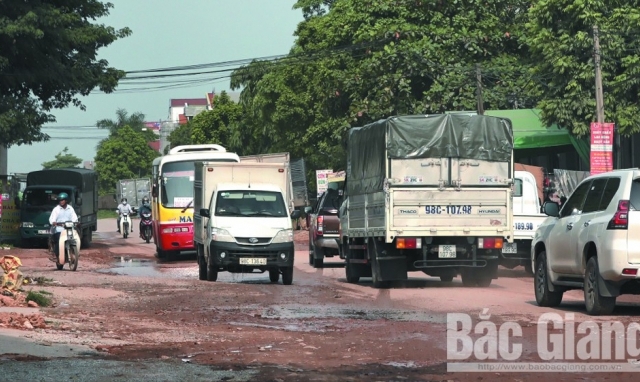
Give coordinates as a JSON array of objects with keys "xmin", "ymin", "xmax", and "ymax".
[
  {"xmin": 97, "ymin": 257, "xmax": 279, "ymax": 283},
  {"xmin": 258, "ymin": 305, "xmax": 445, "ymax": 323}
]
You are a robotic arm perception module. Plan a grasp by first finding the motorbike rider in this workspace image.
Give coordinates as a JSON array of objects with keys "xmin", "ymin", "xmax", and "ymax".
[
  {"xmin": 48, "ymin": 192, "xmax": 78, "ymax": 260},
  {"xmin": 116, "ymin": 198, "xmax": 134, "ymax": 233},
  {"xmin": 138, "ymin": 196, "xmax": 152, "ymax": 237}
]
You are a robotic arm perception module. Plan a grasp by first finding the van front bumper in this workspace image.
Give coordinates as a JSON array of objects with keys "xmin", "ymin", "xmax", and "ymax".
[{"xmin": 209, "ymin": 241, "xmax": 295, "ymax": 269}]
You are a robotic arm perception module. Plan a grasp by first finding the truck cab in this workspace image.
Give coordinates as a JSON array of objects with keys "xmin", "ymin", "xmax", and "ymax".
[{"xmin": 499, "ymin": 170, "xmax": 546, "ymax": 274}]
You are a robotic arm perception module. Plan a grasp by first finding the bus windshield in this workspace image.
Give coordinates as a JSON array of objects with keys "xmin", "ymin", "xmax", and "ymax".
[
  {"xmin": 159, "ymin": 159, "xmax": 238, "ymax": 208},
  {"xmin": 160, "ymin": 161, "xmax": 195, "ymax": 208}
]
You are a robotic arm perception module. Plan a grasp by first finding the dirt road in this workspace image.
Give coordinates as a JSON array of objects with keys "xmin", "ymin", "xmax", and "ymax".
[{"xmin": 2, "ymin": 218, "xmax": 640, "ymax": 381}]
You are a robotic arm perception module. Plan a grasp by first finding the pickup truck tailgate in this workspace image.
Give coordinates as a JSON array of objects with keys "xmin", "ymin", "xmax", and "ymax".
[{"xmin": 390, "ymin": 188, "xmax": 511, "ymax": 234}]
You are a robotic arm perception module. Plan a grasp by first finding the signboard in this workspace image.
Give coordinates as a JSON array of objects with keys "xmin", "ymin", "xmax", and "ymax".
[
  {"xmin": 590, "ymin": 122, "xmax": 614, "ymax": 175},
  {"xmin": 316, "ymin": 169, "xmax": 333, "ymax": 198},
  {"xmin": 327, "ymin": 171, "xmax": 345, "ymax": 183},
  {"xmin": 0, "ymin": 192, "xmax": 20, "ymax": 242}
]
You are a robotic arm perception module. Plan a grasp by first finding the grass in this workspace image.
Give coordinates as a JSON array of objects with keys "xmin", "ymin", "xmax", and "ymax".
[
  {"xmin": 26, "ymin": 290, "xmax": 53, "ymax": 307},
  {"xmin": 98, "ymin": 210, "xmax": 118, "ymax": 219}
]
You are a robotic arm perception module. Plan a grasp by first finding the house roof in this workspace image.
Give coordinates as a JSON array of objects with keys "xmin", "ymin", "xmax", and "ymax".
[
  {"xmin": 170, "ymin": 93, "xmax": 214, "ymax": 107},
  {"xmin": 148, "ymin": 140, "xmax": 160, "ymax": 152}
]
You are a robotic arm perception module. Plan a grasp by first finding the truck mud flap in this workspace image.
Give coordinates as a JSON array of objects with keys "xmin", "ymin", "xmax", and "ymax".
[{"xmin": 369, "ymin": 240, "xmax": 407, "ymax": 281}]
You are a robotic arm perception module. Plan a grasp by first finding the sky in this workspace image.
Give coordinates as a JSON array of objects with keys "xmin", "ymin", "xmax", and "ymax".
[{"xmin": 7, "ymin": 0, "xmax": 303, "ymax": 173}]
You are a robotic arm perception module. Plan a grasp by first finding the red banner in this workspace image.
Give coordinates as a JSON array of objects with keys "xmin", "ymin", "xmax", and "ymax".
[{"xmin": 590, "ymin": 122, "xmax": 614, "ymax": 175}]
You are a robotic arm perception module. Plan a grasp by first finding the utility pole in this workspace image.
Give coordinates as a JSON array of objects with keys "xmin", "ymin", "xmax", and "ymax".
[
  {"xmin": 476, "ymin": 64, "xmax": 484, "ymax": 115},
  {"xmin": 593, "ymin": 25, "xmax": 604, "ymax": 123}
]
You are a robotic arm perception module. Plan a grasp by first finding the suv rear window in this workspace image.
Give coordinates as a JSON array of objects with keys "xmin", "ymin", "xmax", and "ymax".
[{"xmin": 631, "ymin": 179, "xmax": 640, "ymax": 210}]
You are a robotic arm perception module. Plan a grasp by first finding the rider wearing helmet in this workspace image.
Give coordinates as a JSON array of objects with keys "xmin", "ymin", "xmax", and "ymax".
[
  {"xmin": 116, "ymin": 198, "xmax": 134, "ymax": 233},
  {"xmin": 48, "ymin": 192, "xmax": 78, "ymax": 260},
  {"xmin": 137, "ymin": 196, "xmax": 152, "ymax": 237}
]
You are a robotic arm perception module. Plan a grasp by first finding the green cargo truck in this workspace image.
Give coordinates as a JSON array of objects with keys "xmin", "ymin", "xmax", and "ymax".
[{"xmin": 17, "ymin": 168, "xmax": 98, "ymax": 248}]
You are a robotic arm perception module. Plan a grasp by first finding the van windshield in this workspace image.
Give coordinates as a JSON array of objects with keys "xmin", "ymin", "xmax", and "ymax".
[{"xmin": 214, "ymin": 190, "xmax": 287, "ymax": 218}]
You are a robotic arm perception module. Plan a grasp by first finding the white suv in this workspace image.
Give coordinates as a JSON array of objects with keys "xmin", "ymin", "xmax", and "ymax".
[{"xmin": 531, "ymin": 169, "xmax": 640, "ymax": 315}]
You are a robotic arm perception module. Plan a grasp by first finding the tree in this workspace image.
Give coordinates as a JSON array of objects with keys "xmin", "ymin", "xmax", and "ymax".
[
  {"xmin": 232, "ymin": 0, "xmax": 535, "ymax": 174},
  {"xmin": 94, "ymin": 126, "xmax": 159, "ymax": 195},
  {"xmin": 525, "ymin": 0, "xmax": 640, "ymax": 136},
  {"xmin": 0, "ymin": 1, "xmax": 130, "ymax": 147},
  {"xmin": 190, "ymin": 91, "xmax": 244, "ymax": 152},
  {"xmin": 97, "ymin": 108, "xmax": 156, "ymax": 141},
  {"xmin": 166, "ymin": 122, "xmax": 193, "ymax": 154},
  {"xmin": 41, "ymin": 147, "xmax": 82, "ymax": 169}
]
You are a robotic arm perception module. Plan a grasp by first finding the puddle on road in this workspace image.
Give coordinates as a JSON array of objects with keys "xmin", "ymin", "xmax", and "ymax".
[{"xmin": 98, "ymin": 256, "xmax": 276, "ymax": 283}]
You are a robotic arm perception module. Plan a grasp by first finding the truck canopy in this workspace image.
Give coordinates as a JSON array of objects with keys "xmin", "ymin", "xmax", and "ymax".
[
  {"xmin": 27, "ymin": 168, "xmax": 96, "ymax": 190},
  {"xmin": 347, "ymin": 114, "xmax": 513, "ymax": 195}
]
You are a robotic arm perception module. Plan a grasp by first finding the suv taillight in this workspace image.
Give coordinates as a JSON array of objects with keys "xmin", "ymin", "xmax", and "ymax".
[
  {"xmin": 317, "ymin": 216, "xmax": 324, "ymax": 236},
  {"xmin": 607, "ymin": 200, "xmax": 630, "ymax": 230}
]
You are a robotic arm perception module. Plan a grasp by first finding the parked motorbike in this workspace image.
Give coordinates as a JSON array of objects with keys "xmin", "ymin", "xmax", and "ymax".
[
  {"xmin": 48, "ymin": 221, "xmax": 80, "ymax": 271},
  {"xmin": 140, "ymin": 211, "xmax": 153, "ymax": 243}
]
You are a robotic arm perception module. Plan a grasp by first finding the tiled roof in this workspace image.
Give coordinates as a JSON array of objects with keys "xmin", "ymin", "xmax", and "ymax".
[{"xmin": 170, "ymin": 98, "xmax": 208, "ymax": 107}]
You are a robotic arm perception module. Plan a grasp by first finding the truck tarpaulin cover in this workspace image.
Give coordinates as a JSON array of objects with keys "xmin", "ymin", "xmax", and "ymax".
[{"xmin": 347, "ymin": 114, "xmax": 513, "ymax": 195}]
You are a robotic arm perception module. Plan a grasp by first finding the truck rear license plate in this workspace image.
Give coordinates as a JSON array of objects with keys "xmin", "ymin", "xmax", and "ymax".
[
  {"xmin": 239, "ymin": 258, "xmax": 267, "ymax": 265},
  {"xmin": 502, "ymin": 243, "xmax": 517, "ymax": 254},
  {"xmin": 438, "ymin": 245, "xmax": 456, "ymax": 258},
  {"xmin": 38, "ymin": 230, "xmax": 48, "ymax": 234}
]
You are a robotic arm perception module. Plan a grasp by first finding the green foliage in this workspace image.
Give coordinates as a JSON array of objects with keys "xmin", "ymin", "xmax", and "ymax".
[
  {"xmin": 232, "ymin": 0, "xmax": 536, "ymax": 179},
  {"xmin": 0, "ymin": 1, "xmax": 131, "ymax": 147},
  {"xmin": 41, "ymin": 147, "xmax": 82, "ymax": 169},
  {"xmin": 97, "ymin": 108, "xmax": 157, "ymax": 142},
  {"xmin": 525, "ymin": 0, "xmax": 640, "ymax": 136},
  {"xmin": 190, "ymin": 91, "xmax": 244, "ymax": 151},
  {"xmin": 94, "ymin": 126, "xmax": 159, "ymax": 194},
  {"xmin": 26, "ymin": 290, "xmax": 52, "ymax": 307},
  {"xmin": 167, "ymin": 122, "xmax": 193, "ymax": 152}
]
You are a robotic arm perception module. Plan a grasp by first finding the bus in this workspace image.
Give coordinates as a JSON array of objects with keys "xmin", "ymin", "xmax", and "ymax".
[{"xmin": 151, "ymin": 144, "xmax": 240, "ymax": 259}]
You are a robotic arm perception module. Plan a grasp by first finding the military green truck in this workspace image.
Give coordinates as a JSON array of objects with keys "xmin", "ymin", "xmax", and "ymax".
[{"xmin": 17, "ymin": 168, "xmax": 98, "ymax": 248}]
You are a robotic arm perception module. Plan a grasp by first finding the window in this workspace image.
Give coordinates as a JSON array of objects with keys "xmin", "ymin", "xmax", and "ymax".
[
  {"xmin": 24, "ymin": 188, "xmax": 71, "ymax": 207},
  {"xmin": 214, "ymin": 190, "xmax": 287, "ymax": 218},
  {"xmin": 630, "ymin": 178, "xmax": 640, "ymax": 210},
  {"xmin": 598, "ymin": 177, "xmax": 621, "ymax": 211},
  {"xmin": 559, "ymin": 180, "xmax": 591, "ymax": 218},
  {"xmin": 321, "ymin": 188, "xmax": 343, "ymax": 210},
  {"xmin": 513, "ymin": 179, "xmax": 523, "ymax": 197},
  {"xmin": 581, "ymin": 178, "xmax": 608, "ymax": 213}
]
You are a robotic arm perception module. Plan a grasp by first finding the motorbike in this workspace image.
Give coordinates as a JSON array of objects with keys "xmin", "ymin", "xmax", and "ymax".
[
  {"xmin": 119, "ymin": 211, "xmax": 134, "ymax": 238},
  {"xmin": 48, "ymin": 221, "xmax": 80, "ymax": 271},
  {"xmin": 140, "ymin": 210, "xmax": 153, "ymax": 243}
]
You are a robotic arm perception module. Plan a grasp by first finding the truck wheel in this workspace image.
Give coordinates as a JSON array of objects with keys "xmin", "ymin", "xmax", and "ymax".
[
  {"xmin": 269, "ymin": 270, "xmax": 280, "ymax": 283},
  {"xmin": 476, "ymin": 260, "xmax": 498, "ymax": 287},
  {"xmin": 345, "ymin": 260, "xmax": 360, "ymax": 283},
  {"xmin": 282, "ymin": 267, "xmax": 293, "ymax": 285},
  {"xmin": 81, "ymin": 230, "xmax": 92, "ymax": 248},
  {"xmin": 584, "ymin": 256, "xmax": 616, "ymax": 315},
  {"xmin": 311, "ymin": 244, "xmax": 323, "ymax": 268},
  {"xmin": 207, "ymin": 258, "xmax": 218, "ymax": 282},
  {"xmin": 197, "ymin": 246, "xmax": 207, "ymax": 281},
  {"xmin": 461, "ymin": 269, "xmax": 478, "ymax": 287},
  {"xmin": 524, "ymin": 261, "xmax": 533, "ymax": 275},
  {"xmin": 534, "ymin": 251, "xmax": 563, "ymax": 307},
  {"xmin": 155, "ymin": 247, "xmax": 166, "ymax": 259},
  {"xmin": 440, "ymin": 275, "xmax": 454, "ymax": 282}
]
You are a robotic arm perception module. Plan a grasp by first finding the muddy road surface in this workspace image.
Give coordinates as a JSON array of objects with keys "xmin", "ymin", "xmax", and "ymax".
[{"xmin": 2, "ymin": 218, "xmax": 640, "ymax": 381}]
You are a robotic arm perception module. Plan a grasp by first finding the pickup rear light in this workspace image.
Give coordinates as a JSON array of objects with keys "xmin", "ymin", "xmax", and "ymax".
[
  {"xmin": 622, "ymin": 268, "xmax": 637, "ymax": 276},
  {"xmin": 478, "ymin": 237, "xmax": 503, "ymax": 249},
  {"xmin": 607, "ymin": 200, "xmax": 629, "ymax": 230},
  {"xmin": 316, "ymin": 216, "xmax": 324, "ymax": 236},
  {"xmin": 396, "ymin": 238, "xmax": 421, "ymax": 249}
]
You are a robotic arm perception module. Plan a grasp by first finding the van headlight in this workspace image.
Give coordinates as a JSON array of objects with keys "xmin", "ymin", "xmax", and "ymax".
[
  {"xmin": 272, "ymin": 229, "xmax": 293, "ymax": 243},
  {"xmin": 211, "ymin": 228, "xmax": 234, "ymax": 242}
]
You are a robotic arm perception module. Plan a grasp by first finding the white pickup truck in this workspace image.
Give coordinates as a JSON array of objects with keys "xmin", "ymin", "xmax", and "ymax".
[{"xmin": 500, "ymin": 170, "xmax": 547, "ymax": 274}]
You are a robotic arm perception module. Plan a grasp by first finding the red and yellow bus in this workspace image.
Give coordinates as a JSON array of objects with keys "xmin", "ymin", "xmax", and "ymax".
[{"xmin": 151, "ymin": 144, "xmax": 240, "ymax": 259}]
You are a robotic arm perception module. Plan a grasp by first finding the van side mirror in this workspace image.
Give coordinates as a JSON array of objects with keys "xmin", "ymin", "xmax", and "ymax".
[
  {"xmin": 290, "ymin": 210, "xmax": 301, "ymax": 219},
  {"xmin": 200, "ymin": 208, "xmax": 210, "ymax": 218},
  {"xmin": 152, "ymin": 184, "xmax": 158, "ymax": 198},
  {"xmin": 13, "ymin": 196, "xmax": 20, "ymax": 209},
  {"xmin": 304, "ymin": 206, "xmax": 312, "ymax": 214},
  {"xmin": 543, "ymin": 201, "xmax": 560, "ymax": 217},
  {"xmin": 75, "ymin": 195, "xmax": 82, "ymax": 206}
]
